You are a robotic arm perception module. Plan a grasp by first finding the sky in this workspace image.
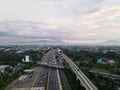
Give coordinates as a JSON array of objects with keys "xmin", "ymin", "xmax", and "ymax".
[{"xmin": 0, "ymin": 0, "xmax": 120, "ymax": 45}]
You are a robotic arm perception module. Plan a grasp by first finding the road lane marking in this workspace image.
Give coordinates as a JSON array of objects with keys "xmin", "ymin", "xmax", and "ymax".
[
  {"xmin": 57, "ymin": 69, "xmax": 63, "ymax": 90},
  {"xmin": 46, "ymin": 68, "xmax": 50, "ymax": 90},
  {"xmin": 30, "ymin": 67, "xmax": 42, "ymax": 90}
]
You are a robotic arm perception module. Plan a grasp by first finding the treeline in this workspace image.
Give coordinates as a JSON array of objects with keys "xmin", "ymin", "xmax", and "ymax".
[
  {"xmin": 88, "ymin": 72, "xmax": 120, "ymax": 90},
  {"xmin": 63, "ymin": 49, "xmax": 120, "ymax": 74},
  {"xmin": 63, "ymin": 49, "xmax": 120, "ymax": 62},
  {"xmin": 0, "ymin": 51, "xmax": 24, "ymax": 66},
  {"xmin": 0, "ymin": 69, "xmax": 21, "ymax": 90},
  {"xmin": 0, "ymin": 50, "xmax": 43, "ymax": 66}
]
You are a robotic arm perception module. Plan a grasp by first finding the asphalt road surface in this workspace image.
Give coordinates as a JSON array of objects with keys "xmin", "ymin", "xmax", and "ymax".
[
  {"xmin": 33, "ymin": 50, "xmax": 61, "ymax": 90},
  {"xmin": 33, "ymin": 67, "xmax": 48, "ymax": 87},
  {"xmin": 48, "ymin": 68, "xmax": 59, "ymax": 90},
  {"xmin": 47, "ymin": 50, "xmax": 61, "ymax": 90},
  {"xmin": 33, "ymin": 50, "xmax": 52, "ymax": 88}
]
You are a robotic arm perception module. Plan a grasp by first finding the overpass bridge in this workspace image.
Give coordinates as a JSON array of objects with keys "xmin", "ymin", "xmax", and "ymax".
[{"xmin": 37, "ymin": 62, "xmax": 64, "ymax": 69}]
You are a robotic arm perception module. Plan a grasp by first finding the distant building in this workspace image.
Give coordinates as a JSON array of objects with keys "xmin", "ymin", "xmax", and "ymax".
[
  {"xmin": 16, "ymin": 50, "xmax": 24, "ymax": 53},
  {"xmin": 22, "ymin": 55, "xmax": 31, "ymax": 62},
  {"xmin": 23, "ymin": 69, "xmax": 34, "ymax": 74},
  {"xmin": 102, "ymin": 50, "xmax": 108, "ymax": 53},
  {"xmin": 97, "ymin": 59, "xmax": 107, "ymax": 64},
  {"xmin": 108, "ymin": 60, "xmax": 115, "ymax": 64},
  {"xmin": 97, "ymin": 58, "xmax": 115, "ymax": 64},
  {"xmin": 0, "ymin": 65, "xmax": 10, "ymax": 73},
  {"xmin": 25, "ymin": 55, "xmax": 30, "ymax": 62},
  {"xmin": 22, "ymin": 58, "xmax": 25, "ymax": 62}
]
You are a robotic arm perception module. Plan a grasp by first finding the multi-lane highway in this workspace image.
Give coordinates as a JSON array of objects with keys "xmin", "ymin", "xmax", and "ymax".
[
  {"xmin": 47, "ymin": 50, "xmax": 62, "ymax": 90},
  {"xmin": 59, "ymin": 50, "xmax": 98, "ymax": 90},
  {"xmin": 33, "ymin": 51, "xmax": 50, "ymax": 89},
  {"xmin": 34, "ymin": 50, "xmax": 62, "ymax": 90},
  {"xmin": 47, "ymin": 68, "xmax": 60, "ymax": 90},
  {"xmin": 6, "ymin": 50, "xmax": 62, "ymax": 90},
  {"xmin": 33, "ymin": 67, "xmax": 48, "ymax": 88}
]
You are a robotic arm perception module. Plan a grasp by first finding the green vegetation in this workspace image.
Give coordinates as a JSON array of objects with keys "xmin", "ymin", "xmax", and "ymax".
[
  {"xmin": 0, "ymin": 50, "xmax": 43, "ymax": 66},
  {"xmin": 64, "ymin": 68, "xmax": 85, "ymax": 90},
  {"xmin": 63, "ymin": 49, "xmax": 120, "ymax": 74},
  {"xmin": 0, "ymin": 63, "xmax": 33, "ymax": 90},
  {"xmin": 0, "ymin": 49, "xmax": 43, "ymax": 90},
  {"xmin": 91, "ymin": 66, "xmax": 110, "ymax": 73},
  {"xmin": 74, "ymin": 61, "xmax": 80, "ymax": 66},
  {"xmin": 87, "ymin": 72, "xmax": 120, "ymax": 90},
  {"xmin": 63, "ymin": 47, "xmax": 120, "ymax": 90},
  {"xmin": 62, "ymin": 60, "xmax": 68, "ymax": 66},
  {"xmin": 0, "ymin": 69, "xmax": 21, "ymax": 90},
  {"xmin": 0, "ymin": 51, "xmax": 23, "ymax": 66}
]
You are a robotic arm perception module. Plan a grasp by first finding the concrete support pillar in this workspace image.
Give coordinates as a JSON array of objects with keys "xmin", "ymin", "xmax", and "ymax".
[{"xmin": 76, "ymin": 75, "xmax": 79, "ymax": 80}]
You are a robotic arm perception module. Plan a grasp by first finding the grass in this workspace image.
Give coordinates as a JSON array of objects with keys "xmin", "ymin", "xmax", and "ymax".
[
  {"xmin": 74, "ymin": 60, "xmax": 110, "ymax": 73},
  {"xmin": 74, "ymin": 61, "xmax": 80, "ymax": 65},
  {"xmin": 90, "ymin": 66, "xmax": 110, "ymax": 73},
  {"xmin": 75, "ymin": 60, "xmax": 90, "ymax": 64}
]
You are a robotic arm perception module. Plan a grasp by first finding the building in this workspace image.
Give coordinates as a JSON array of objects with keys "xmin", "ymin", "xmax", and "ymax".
[
  {"xmin": 23, "ymin": 69, "xmax": 34, "ymax": 74},
  {"xmin": 25, "ymin": 55, "xmax": 30, "ymax": 62},
  {"xmin": 0, "ymin": 65, "xmax": 10, "ymax": 73},
  {"xmin": 22, "ymin": 55, "xmax": 31, "ymax": 62},
  {"xmin": 97, "ymin": 59, "xmax": 107, "ymax": 64},
  {"xmin": 97, "ymin": 58, "xmax": 115, "ymax": 64},
  {"xmin": 16, "ymin": 50, "xmax": 25, "ymax": 53},
  {"xmin": 108, "ymin": 60, "xmax": 115, "ymax": 64}
]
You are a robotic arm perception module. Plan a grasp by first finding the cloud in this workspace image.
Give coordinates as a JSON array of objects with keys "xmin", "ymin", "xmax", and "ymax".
[
  {"xmin": 0, "ymin": 21, "xmax": 71, "ymax": 41},
  {"xmin": 0, "ymin": 0, "xmax": 120, "ymax": 45}
]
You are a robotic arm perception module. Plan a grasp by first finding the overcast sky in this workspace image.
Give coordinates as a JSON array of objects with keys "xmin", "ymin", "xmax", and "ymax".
[{"xmin": 0, "ymin": 0, "xmax": 120, "ymax": 45}]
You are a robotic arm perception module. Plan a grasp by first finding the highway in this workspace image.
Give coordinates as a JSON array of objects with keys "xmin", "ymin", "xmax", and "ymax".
[
  {"xmin": 47, "ymin": 50, "xmax": 61, "ymax": 90},
  {"xmin": 33, "ymin": 51, "xmax": 51, "ymax": 88},
  {"xmin": 6, "ymin": 50, "xmax": 62, "ymax": 90},
  {"xmin": 60, "ymin": 52, "xmax": 98, "ymax": 90},
  {"xmin": 34, "ymin": 50, "xmax": 62, "ymax": 90},
  {"xmin": 47, "ymin": 68, "xmax": 59, "ymax": 90},
  {"xmin": 33, "ymin": 67, "xmax": 48, "ymax": 88}
]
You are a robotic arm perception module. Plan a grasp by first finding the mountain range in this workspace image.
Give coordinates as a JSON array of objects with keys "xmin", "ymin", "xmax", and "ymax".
[{"xmin": 100, "ymin": 40, "xmax": 120, "ymax": 46}]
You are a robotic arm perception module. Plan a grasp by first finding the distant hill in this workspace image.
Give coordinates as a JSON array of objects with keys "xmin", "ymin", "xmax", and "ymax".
[
  {"xmin": 100, "ymin": 40, "xmax": 120, "ymax": 45},
  {"xmin": 2, "ymin": 40, "xmax": 66, "ymax": 45}
]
